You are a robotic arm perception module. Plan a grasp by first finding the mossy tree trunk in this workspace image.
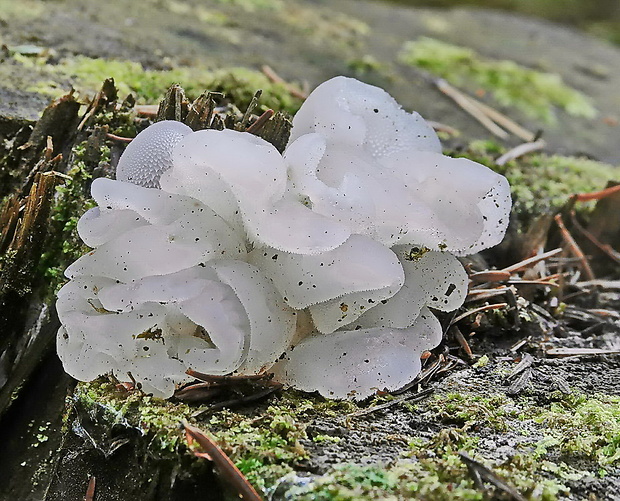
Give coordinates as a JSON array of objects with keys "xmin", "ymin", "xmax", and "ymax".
[{"xmin": 0, "ymin": 82, "xmax": 226, "ymax": 501}]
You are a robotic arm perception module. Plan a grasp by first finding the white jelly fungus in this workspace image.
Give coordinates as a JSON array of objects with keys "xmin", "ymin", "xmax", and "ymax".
[{"xmin": 56, "ymin": 76, "xmax": 511, "ymax": 399}]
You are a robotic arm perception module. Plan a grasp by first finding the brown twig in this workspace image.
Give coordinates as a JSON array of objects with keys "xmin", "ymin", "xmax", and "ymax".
[
  {"xmin": 451, "ymin": 303, "xmax": 508, "ymax": 325},
  {"xmin": 466, "ymin": 287, "xmax": 511, "ymax": 302},
  {"xmin": 84, "ymin": 476, "xmax": 96, "ymax": 501},
  {"xmin": 261, "ymin": 65, "xmax": 308, "ymax": 100},
  {"xmin": 134, "ymin": 104, "xmax": 159, "ymax": 118},
  {"xmin": 506, "ymin": 279, "xmax": 560, "ymax": 287},
  {"xmin": 174, "ymin": 383, "xmax": 222, "ymax": 402},
  {"xmin": 469, "ymin": 270, "xmax": 511, "ymax": 284},
  {"xmin": 246, "ymin": 109, "xmax": 274, "ymax": 134},
  {"xmin": 470, "ymin": 98, "xmax": 536, "ymax": 142},
  {"xmin": 435, "ymin": 79, "xmax": 508, "ymax": 139},
  {"xmin": 427, "ymin": 120, "xmax": 460, "ymax": 136},
  {"xmin": 186, "ymin": 369, "xmax": 270, "ymax": 383},
  {"xmin": 588, "ymin": 308, "xmax": 620, "ymax": 319},
  {"xmin": 192, "ymin": 383, "xmax": 283, "ymax": 416},
  {"xmin": 554, "ymin": 214, "xmax": 595, "ymax": 281},
  {"xmin": 183, "ymin": 421, "xmax": 263, "ymax": 501},
  {"xmin": 459, "ymin": 452, "xmax": 528, "ymax": 501},
  {"xmin": 509, "ymin": 337, "xmax": 530, "ymax": 353},
  {"xmin": 347, "ymin": 388, "xmax": 434, "ymax": 418},
  {"xmin": 106, "ymin": 132, "xmax": 133, "ymax": 143},
  {"xmin": 501, "ymin": 248, "xmax": 563, "ymax": 274},
  {"xmin": 572, "ymin": 184, "xmax": 620, "ymax": 202},
  {"xmin": 450, "ymin": 325, "xmax": 473, "ymax": 358},
  {"xmin": 495, "ymin": 139, "xmax": 546, "ymax": 166},
  {"xmin": 569, "ymin": 210, "xmax": 620, "ymax": 265}
]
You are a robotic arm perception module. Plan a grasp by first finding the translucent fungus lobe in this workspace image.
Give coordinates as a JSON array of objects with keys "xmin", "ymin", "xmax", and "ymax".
[{"xmin": 56, "ymin": 76, "xmax": 511, "ymax": 399}]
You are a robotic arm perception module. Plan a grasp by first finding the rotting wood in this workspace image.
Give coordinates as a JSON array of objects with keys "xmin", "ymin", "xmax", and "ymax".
[
  {"xmin": 0, "ymin": 171, "xmax": 65, "ymax": 416},
  {"xmin": 156, "ymin": 84, "xmax": 189, "ymax": 123},
  {"xmin": 1, "ymin": 93, "xmax": 80, "ymax": 198},
  {"xmin": 254, "ymin": 111, "xmax": 292, "ymax": 153},
  {"xmin": 77, "ymin": 78, "xmax": 118, "ymax": 132},
  {"xmin": 185, "ymin": 91, "xmax": 218, "ymax": 131}
]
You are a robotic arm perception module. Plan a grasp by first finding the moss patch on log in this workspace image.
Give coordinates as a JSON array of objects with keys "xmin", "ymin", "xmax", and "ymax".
[
  {"xmin": 8, "ymin": 52, "xmax": 304, "ymax": 114},
  {"xmin": 457, "ymin": 140, "xmax": 619, "ymax": 224},
  {"xmin": 398, "ymin": 37, "xmax": 597, "ymax": 124},
  {"xmin": 69, "ymin": 364, "xmax": 620, "ymax": 500},
  {"xmin": 71, "ymin": 379, "xmax": 352, "ymax": 496}
]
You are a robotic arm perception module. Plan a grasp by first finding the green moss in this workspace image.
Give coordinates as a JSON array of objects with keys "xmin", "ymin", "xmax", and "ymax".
[
  {"xmin": 417, "ymin": 389, "xmax": 620, "ymax": 468},
  {"xmin": 283, "ymin": 388, "xmax": 620, "ymax": 500},
  {"xmin": 208, "ymin": 0, "xmax": 283, "ymax": 11},
  {"xmin": 472, "ymin": 354, "xmax": 489, "ymax": 368},
  {"xmin": 74, "ymin": 380, "xmax": 355, "ymax": 495},
  {"xmin": 425, "ymin": 392, "xmax": 513, "ymax": 432},
  {"xmin": 283, "ymin": 446, "xmax": 569, "ymax": 500},
  {"xmin": 6, "ymin": 52, "xmax": 303, "ymax": 114},
  {"xmin": 202, "ymin": 67, "xmax": 302, "ymax": 114},
  {"xmin": 53, "ymin": 57, "xmax": 302, "ymax": 113},
  {"xmin": 398, "ymin": 37, "xmax": 596, "ymax": 123},
  {"xmin": 39, "ymin": 149, "xmax": 97, "ymax": 297},
  {"xmin": 0, "ymin": 54, "xmax": 68, "ymax": 107},
  {"xmin": 0, "ymin": 0, "xmax": 44, "ymax": 21},
  {"xmin": 76, "ymin": 379, "xmax": 195, "ymax": 453},
  {"xmin": 72, "ymin": 375, "xmax": 619, "ymax": 499},
  {"xmin": 347, "ymin": 55, "xmax": 387, "ymax": 77},
  {"xmin": 313, "ymin": 434, "xmax": 342, "ymax": 444},
  {"xmin": 529, "ymin": 393, "xmax": 620, "ymax": 467},
  {"xmin": 278, "ymin": 5, "xmax": 369, "ymax": 49},
  {"xmin": 39, "ymin": 167, "xmax": 93, "ymax": 295},
  {"xmin": 460, "ymin": 140, "xmax": 619, "ymax": 223}
]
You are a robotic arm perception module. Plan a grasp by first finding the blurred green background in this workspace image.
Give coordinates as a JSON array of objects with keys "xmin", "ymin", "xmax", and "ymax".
[{"xmin": 380, "ymin": 0, "xmax": 620, "ymax": 45}]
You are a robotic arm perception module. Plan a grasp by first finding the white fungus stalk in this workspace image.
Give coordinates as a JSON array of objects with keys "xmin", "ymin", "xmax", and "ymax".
[{"xmin": 56, "ymin": 76, "xmax": 511, "ymax": 399}]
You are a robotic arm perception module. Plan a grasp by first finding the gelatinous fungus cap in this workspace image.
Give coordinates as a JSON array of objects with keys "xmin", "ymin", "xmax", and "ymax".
[{"xmin": 56, "ymin": 76, "xmax": 511, "ymax": 399}]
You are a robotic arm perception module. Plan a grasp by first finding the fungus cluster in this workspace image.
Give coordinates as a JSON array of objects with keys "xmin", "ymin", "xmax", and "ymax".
[{"xmin": 56, "ymin": 76, "xmax": 511, "ymax": 399}]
